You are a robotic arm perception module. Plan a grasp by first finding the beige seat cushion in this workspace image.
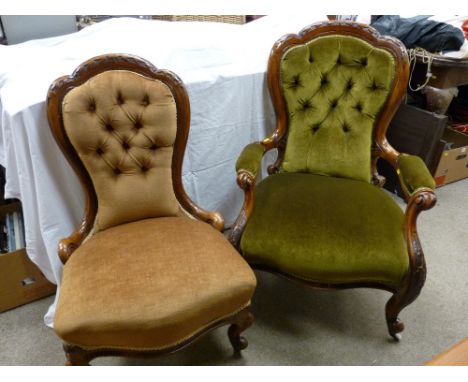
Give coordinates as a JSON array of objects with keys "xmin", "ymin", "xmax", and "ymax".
[{"xmin": 54, "ymin": 217, "xmax": 256, "ymax": 350}]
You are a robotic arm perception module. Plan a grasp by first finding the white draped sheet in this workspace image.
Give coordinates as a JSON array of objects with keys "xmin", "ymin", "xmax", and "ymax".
[{"xmin": 0, "ymin": 15, "xmax": 327, "ymax": 326}]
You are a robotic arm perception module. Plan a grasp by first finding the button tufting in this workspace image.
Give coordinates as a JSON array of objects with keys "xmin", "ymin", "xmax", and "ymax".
[
  {"xmin": 355, "ymin": 102, "xmax": 363, "ymax": 112},
  {"xmin": 141, "ymin": 165, "xmax": 149, "ymax": 173},
  {"xmin": 122, "ymin": 141, "xmax": 130, "ymax": 151},
  {"xmin": 308, "ymin": 55, "xmax": 314, "ymax": 63},
  {"xmin": 149, "ymin": 143, "xmax": 157, "ymax": 151},
  {"xmin": 311, "ymin": 124, "xmax": 321, "ymax": 134},
  {"xmin": 370, "ymin": 81, "xmax": 379, "ymax": 91},
  {"xmin": 346, "ymin": 80, "xmax": 354, "ymax": 91},
  {"xmin": 134, "ymin": 120, "xmax": 143, "ymax": 129},
  {"xmin": 343, "ymin": 123, "xmax": 351, "ymax": 133},
  {"xmin": 320, "ymin": 75, "xmax": 329, "ymax": 87},
  {"xmin": 361, "ymin": 57, "xmax": 368, "ymax": 66},
  {"xmin": 336, "ymin": 55, "xmax": 342, "ymax": 65},
  {"xmin": 300, "ymin": 99, "xmax": 312, "ymax": 111},
  {"xmin": 88, "ymin": 101, "xmax": 96, "ymax": 112},
  {"xmin": 113, "ymin": 167, "xmax": 122, "ymax": 175},
  {"xmin": 117, "ymin": 92, "xmax": 125, "ymax": 105},
  {"xmin": 291, "ymin": 75, "xmax": 301, "ymax": 88},
  {"xmin": 105, "ymin": 123, "xmax": 113, "ymax": 132},
  {"xmin": 96, "ymin": 147, "xmax": 104, "ymax": 155},
  {"xmin": 330, "ymin": 99, "xmax": 338, "ymax": 109},
  {"xmin": 142, "ymin": 95, "xmax": 150, "ymax": 106}
]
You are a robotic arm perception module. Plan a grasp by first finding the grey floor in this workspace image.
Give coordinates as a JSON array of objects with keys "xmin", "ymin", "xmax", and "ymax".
[{"xmin": 0, "ymin": 179, "xmax": 467, "ymax": 366}]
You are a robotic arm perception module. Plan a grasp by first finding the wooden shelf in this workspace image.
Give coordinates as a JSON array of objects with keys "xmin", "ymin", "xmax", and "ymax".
[{"xmin": 0, "ymin": 201, "xmax": 22, "ymax": 218}]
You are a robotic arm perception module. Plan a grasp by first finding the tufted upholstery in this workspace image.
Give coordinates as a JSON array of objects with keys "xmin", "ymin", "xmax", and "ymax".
[
  {"xmin": 281, "ymin": 35, "xmax": 396, "ymax": 182},
  {"xmin": 62, "ymin": 70, "xmax": 180, "ymax": 232}
]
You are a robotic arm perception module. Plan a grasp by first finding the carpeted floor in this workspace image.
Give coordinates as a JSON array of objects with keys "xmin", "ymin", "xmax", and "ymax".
[{"xmin": 0, "ymin": 178, "xmax": 467, "ymax": 366}]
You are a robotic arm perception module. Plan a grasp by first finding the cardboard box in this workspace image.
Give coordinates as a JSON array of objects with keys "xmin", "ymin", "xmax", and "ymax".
[
  {"xmin": 434, "ymin": 128, "xmax": 468, "ymax": 187},
  {"xmin": 0, "ymin": 248, "xmax": 56, "ymax": 313}
]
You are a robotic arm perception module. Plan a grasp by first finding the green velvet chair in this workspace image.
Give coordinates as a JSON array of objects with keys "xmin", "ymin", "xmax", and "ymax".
[{"xmin": 229, "ymin": 21, "xmax": 437, "ymax": 340}]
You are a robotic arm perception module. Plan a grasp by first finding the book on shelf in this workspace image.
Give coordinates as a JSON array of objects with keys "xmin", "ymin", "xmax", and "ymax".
[
  {"xmin": 13, "ymin": 211, "xmax": 22, "ymax": 251},
  {"xmin": 1, "ymin": 219, "xmax": 8, "ymax": 254},
  {"xmin": 0, "ymin": 210, "xmax": 26, "ymax": 254}
]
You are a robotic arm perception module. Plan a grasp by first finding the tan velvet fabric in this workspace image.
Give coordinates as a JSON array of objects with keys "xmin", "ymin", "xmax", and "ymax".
[
  {"xmin": 62, "ymin": 70, "xmax": 180, "ymax": 232},
  {"xmin": 54, "ymin": 217, "xmax": 256, "ymax": 350}
]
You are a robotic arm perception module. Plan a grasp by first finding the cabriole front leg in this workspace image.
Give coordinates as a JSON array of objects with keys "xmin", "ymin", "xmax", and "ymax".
[{"xmin": 386, "ymin": 189, "xmax": 436, "ymax": 341}]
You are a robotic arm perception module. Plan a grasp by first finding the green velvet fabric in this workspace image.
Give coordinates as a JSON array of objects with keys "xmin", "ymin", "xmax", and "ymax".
[
  {"xmin": 235, "ymin": 142, "xmax": 266, "ymax": 178},
  {"xmin": 398, "ymin": 154, "xmax": 436, "ymax": 194},
  {"xmin": 280, "ymin": 35, "xmax": 396, "ymax": 182},
  {"xmin": 241, "ymin": 173, "xmax": 409, "ymax": 286}
]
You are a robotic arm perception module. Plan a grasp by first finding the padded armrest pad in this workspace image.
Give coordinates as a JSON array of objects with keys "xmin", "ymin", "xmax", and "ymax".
[
  {"xmin": 398, "ymin": 154, "xmax": 436, "ymax": 194},
  {"xmin": 235, "ymin": 142, "xmax": 266, "ymax": 178}
]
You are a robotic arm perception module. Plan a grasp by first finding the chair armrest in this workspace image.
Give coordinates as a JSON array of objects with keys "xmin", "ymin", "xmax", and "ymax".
[
  {"xmin": 235, "ymin": 142, "xmax": 266, "ymax": 178},
  {"xmin": 397, "ymin": 154, "xmax": 436, "ymax": 195},
  {"xmin": 229, "ymin": 142, "xmax": 266, "ymax": 248}
]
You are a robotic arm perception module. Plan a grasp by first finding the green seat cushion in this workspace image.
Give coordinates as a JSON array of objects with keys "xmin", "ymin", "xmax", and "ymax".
[{"xmin": 241, "ymin": 173, "xmax": 408, "ymax": 286}]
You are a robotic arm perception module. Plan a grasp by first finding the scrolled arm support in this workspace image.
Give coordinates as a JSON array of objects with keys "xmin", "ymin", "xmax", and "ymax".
[
  {"xmin": 229, "ymin": 171, "xmax": 256, "ymax": 249},
  {"xmin": 58, "ymin": 220, "xmax": 91, "ymax": 264},
  {"xmin": 237, "ymin": 170, "xmax": 256, "ymax": 190},
  {"xmin": 386, "ymin": 187, "xmax": 436, "ymax": 339},
  {"xmin": 203, "ymin": 211, "xmax": 225, "ymax": 232},
  {"xmin": 58, "ymin": 237, "xmax": 79, "ymax": 264},
  {"xmin": 178, "ymin": 199, "xmax": 225, "ymax": 232},
  {"xmin": 404, "ymin": 188, "xmax": 437, "ymax": 276},
  {"xmin": 228, "ymin": 142, "xmax": 268, "ymax": 248}
]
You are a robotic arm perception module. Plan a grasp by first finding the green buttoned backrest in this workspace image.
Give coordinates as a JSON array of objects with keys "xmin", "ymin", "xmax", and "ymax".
[{"xmin": 280, "ymin": 34, "xmax": 396, "ymax": 182}]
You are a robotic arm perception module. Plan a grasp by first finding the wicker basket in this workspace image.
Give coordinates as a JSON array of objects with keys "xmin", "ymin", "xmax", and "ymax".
[{"xmin": 152, "ymin": 15, "xmax": 246, "ymax": 24}]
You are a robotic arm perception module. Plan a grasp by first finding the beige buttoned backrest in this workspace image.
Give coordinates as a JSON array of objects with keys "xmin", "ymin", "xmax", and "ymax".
[
  {"xmin": 48, "ymin": 54, "xmax": 224, "ymax": 264},
  {"xmin": 62, "ymin": 69, "xmax": 180, "ymax": 232}
]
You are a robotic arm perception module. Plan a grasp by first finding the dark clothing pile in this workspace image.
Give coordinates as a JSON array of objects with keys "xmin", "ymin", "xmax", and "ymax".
[{"xmin": 370, "ymin": 15, "xmax": 465, "ymax": 53}]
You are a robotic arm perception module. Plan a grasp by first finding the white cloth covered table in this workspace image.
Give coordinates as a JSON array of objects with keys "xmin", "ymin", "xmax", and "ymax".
[{"xmin": 0, "ymin": 15, "xmax": 327, "ymax": 326}]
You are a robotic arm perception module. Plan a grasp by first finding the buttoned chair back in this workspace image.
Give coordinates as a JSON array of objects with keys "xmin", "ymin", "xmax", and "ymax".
[
  {"xmin": 47, "ymin": 55, "xmax": 222, "ymax": 253},
  {"xmin": 278, "ymin": 32, "xmax": 397, "ymax": 181},
  {"xmin": 62, "ymin": 67, "xmax": 181, "ymax": 231},
  {"xmin": 266, "ymin": 22, "xmax": 409, "ymax": 182}
]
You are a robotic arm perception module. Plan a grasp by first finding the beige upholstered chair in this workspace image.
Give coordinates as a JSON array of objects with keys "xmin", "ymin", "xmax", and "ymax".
[{"xmin": 47, "ymin": 54, "xmax": 256, "ymax": 365}]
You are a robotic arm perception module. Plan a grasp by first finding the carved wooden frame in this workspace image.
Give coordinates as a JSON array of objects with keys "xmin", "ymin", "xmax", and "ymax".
[
  {"xmin": 229, "ymin": 21, "xmax": 437, "ymax": 340},
  {"xmin": 47, "ymin": 54, "xmax": 252, "ymax": 365}
]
